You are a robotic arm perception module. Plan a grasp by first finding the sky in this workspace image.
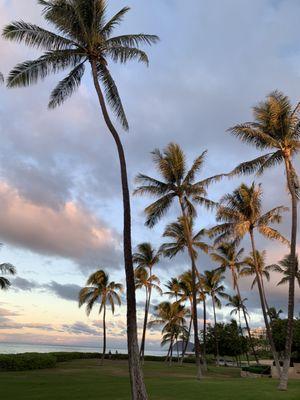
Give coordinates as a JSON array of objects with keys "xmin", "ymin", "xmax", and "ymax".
[{"xmin": 0, "ymin": 0, "xmax": 299, "ymax": 352}]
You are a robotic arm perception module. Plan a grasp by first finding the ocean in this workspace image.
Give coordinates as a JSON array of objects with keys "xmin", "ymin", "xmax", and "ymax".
[{"xmin": 0, "ymin": 342, "xmax": 166, "ymax": 356}]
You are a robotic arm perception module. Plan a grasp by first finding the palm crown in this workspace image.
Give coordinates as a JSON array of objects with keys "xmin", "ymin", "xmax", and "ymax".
[
  {"xmin": 266, "ymin": 254, "xmax": 300, "ymax": 287},
  {"xmin": 229, "ymin": 91, "xmax": 300, "ymax": 192},
  {"xmin": 134, "ymin": 143, "xmax": 221, "ymax": 227},
  {"xmin": 201, "ymin": 270, "xmax": 228, "ymax": 308},
  {"xmin": 2, "ymin": 0, "xmax": 159, "ymax": 129},
  {"xmin": 133, "ymin": 242, "xmax": 160, "ymax": 272},
  {"xmin": 160, "ymin": 217, "xmax": 209, "ymax": 259},
  {"xmin": 240, "ymin": 250, "xmax": 271, "ymax": 289},
  {"xmin": 134, "ymin": 267, "xmax": 162, "ymax": 295},
  {"xmin": 210, "ymin": 241, "xmax": 244, "ymax": 290},
  {"xmin": 226, "ymin": 295, "xmax": 249, "ymax": 318},
  {"xmin": 79, "ymin": 270, "xmax": 123, "ymax": 315},
  {"xmin": 209, "ymin": 182, "xmax": 289, "ymax": 245},
  {"xmin": 0, "ymin": 263, "xmax": 16, "ymax": 290}
]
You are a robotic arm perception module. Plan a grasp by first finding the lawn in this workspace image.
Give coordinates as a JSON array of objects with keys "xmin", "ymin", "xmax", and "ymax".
[{"xmin": 1, "ymin": 359, "xmax": 300, "ymax": 399}]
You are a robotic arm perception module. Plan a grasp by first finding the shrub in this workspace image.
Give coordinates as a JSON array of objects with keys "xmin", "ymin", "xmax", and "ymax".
[
  {"xmin": 242, "ymin": 365, "xmax": 271, "ymax": 375},
  {"xmin": 0, "ymin": 353, "xmax": 57, "ymax": 371},
  {"xmin": 49, "ymin": 352, "xmax": 101, "ymax": 362}
]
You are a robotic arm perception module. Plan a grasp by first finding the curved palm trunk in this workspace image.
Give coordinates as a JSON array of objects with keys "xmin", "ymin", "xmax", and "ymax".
[
  {"xmin": 234, "ymin": 276, "xmax": 259, "ymax": 364},
  {"xmin": 91, "ymin": 61, "xmax": 147, "ymax": 400},
  {"xmin": 178, "ymin": 198, "xmax": 203, "ymax": 380},
  {"xmin": 181, "ymin": 315, "xmax": 193, "ymax": 364},
  {"xmin": 260, "ymin": 275, "xmax": 270, "ymax": 315},
  {"xmin": 279, "ymin": 157, "xmax": 298, "ymax": 390},
  {"xmin": 101, "ymin": 304, "xmax": 107, "ymax": 365},
  {"xmin": 140, "ymin": 287, "xmax": 151, "ymax": 363},
  {"xmin": 249, "ymin": 230, "xmax": 281, "ymax": 377},
  {"xmin": 211, "ymin": 294, "xmax": 220, "ymax": 367}
]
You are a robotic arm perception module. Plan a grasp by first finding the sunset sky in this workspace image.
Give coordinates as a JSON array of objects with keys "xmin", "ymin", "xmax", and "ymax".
[{"xmin": 0, "ymin": 0, "xmax": 299, "ymax": 351}]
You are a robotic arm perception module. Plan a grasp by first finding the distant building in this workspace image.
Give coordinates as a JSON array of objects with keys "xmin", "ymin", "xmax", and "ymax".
[{"xmin": 250, "ymin": 327, "xmax": 267, "ymax": 340}]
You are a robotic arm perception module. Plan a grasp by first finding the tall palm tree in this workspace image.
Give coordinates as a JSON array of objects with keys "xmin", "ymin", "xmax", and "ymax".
[
  {"xmin": 3, "ymin": 2, "xmax": 158, "ymax": 397},
  {"xmin": 201, "ymin": 269, "xmax": 228, "ymax": 366},
  {"xmin": 134, "ymin": 266, "xmax": 162, "ymax": 362},
  {"xmin": 240, "ymin": 250, "xmax": 271, "ymax": 312},
  {"xmin": 160, "ymin": 216, "xmax": 209, "ymax": 373},
  {"xmin": 134, "ymin": 143, "xmax": 221, "ymax": 379},
  {"xmin": 211, "ymin": 241, "xmax": 258, "ymax": 362},
  {"xmin": 0, "ymin": 263, "xmax": 16, "ymax": 290},
  {"xmin": 209, "ymin": 182, "xmax": 288, "ymax": 375},
  {"xmin": 228, "ymin": 92, "xmax": 299, "ymax": 389},
  {"xmin": 79, "ymin": 270, "xmax": 123, "ymax": 365},
  {"xmin": 149, "ymin": 301, "xmax": 189, "ymax": 366},
  {"xmin": 266, "ymin": 254, "xmax": 300, "ymax": 288}
]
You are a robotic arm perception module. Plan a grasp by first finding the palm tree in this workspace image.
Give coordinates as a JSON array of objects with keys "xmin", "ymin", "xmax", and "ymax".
[
  {"xmin": 149, "ymin": 301, "xmax": 189, "ymax": 366},
  {"xmin": 211, "ymin": 242, "xmax": 259, "ymax": 362},
  {"xmin": 134, "ymin": 143, "xmax": 221, "ymax": 379},
  {"xmin": 228, "ymin": 92, "xmax": 299, "ymax": 389},
  {"xmin": 268, "ymin": 307, "xmax": 283, "ymax": 321},
  {"xmin": 3, "ymin": 3, "xmax": 158, "ymax": 397},
  {"xmin": 79, "ymin": 270, "xmax": 123, "ymax": 365},
  {"xmin": 165, "ymin": 278, "xmax": 181, "ymax": 301},
  {"xmin": 134, "ymin": 266, "xmax": 162, "ymax": 362},
  {"xmin": 226, "ymin": 295, "xmax": 248, "ymax": 329},
  {"xmin": 160, "ymin": 216, "xmax": 209, "ymax": 373},
  {"xmin": 0, "ymin": 263, "xmax": 16, "ymax": 290},
  {"xmin": 209, "ymin": 182, "xmax": 288, "ymax": 375},
  {"xmin": 266, "ymin": 254, "xmax": 300, "ymax": 288},
  {"xmin": 240, "ymin": 250, "xmax": 271, "ymax": 312},
  {"xmin": 201, "ymin": 269, "xmax": 228, "ymax": 366}
]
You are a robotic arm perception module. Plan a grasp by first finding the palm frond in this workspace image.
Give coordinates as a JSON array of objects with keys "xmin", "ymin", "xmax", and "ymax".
[
  {"xmin": 106, "ymin": 46, "xmax": 149, "ymax": 66},
  {"xmin": 48, "ymin": 61, "xmax": 85, "ymax": 108},
  {"xmin": 97, "ymin": 64, "xmax": 129, "ymax": 130},
  {"xmin": 101, "ymin": 6, "xmax": 131, "ymax": 37},
  {"xmin": 144, "ymin": 193, "xmax": 176, "ymax": 228},
  {"xmin": 107, "ymin": 34, "xmax": 159, "ymax": 48}
]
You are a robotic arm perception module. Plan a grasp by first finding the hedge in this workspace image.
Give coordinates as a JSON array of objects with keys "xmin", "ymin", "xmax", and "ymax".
[
  {"xmin": 242, "ymin": 365, "xmax": 271, "ymax": 375},
  {"xmin": 0, "ymin": 353, "xmax": 57, "ymax": 371}
]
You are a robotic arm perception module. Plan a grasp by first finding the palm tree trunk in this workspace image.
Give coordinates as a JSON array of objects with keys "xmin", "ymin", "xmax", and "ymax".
[
  {"xmin": 202, "ymin": 297, "xmax": 208, "ymax": 372},
  {"xmin": 279, "ymin": 157, "xmax": 298, "ymax": 390},
  {"xmin": 165, "ymin": 341, "xmax": 172, "ymax": 363},
  {"xmin": 181, "ymin": 316, "xmax": 192, "ymax": 364},
  {"xmin": 101, "ymin": 304, "xmax": 106, "ymax": 365},
  {"xmin": 140, "ymin": 287, "xmax": 150, "ymax": 363},
  {"xmin": 249, "ymin": 229, "xmax": 281, "ymax": 377},
  {"xmin": 212, "ymin": 294, "xmax": 220, "ymax": 367},
  {"xmin": 91, "ymin": 61, "xmax": 147, "ymax": 400},
  {"xmin": 178, "ymin": 198, "xmax": 203, "ymax": 380},
  {"xmin": 235, "ymin": 279, "xmax": 259, "ymax": 364}
]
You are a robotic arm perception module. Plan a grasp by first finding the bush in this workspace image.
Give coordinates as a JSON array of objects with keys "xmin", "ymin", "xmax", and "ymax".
[
  {"xmin": 242, "ymin": 365, "xmax": 271, "ymax": 375},
  {"xmin": 49, "ymin": 352, "xmax": 101, "ymax": 362},
  {"xmin": 0, "ymin": 353, "xmax": 57, "ymax": 371}
]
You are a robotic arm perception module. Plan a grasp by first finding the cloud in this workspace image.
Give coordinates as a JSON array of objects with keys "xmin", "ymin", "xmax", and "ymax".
[
  {"xmin": 44, "ymin": 281, "xmax": 82, "ymax": 302},
  {"xmin": 12, "ymin": 277, "xmax": 39, "ymax": 291},
  {"xmin": 0, "ymin": 182, "xmax": 122, "ymax": 270},
  {"xmin": 62, "ymin": 321, "xmax": 99, "ymax": 336}
]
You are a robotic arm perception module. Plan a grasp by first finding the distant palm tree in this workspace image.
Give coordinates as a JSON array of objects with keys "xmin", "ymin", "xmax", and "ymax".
[
  {"xmin": 209, "ymin": 182, "xmax": 288, "ymax": 375},
  {"xmin": 240, "ymin": 250, "xmax": 271, "ymax": 311},
  {"xmin": 165, "ymin": 278, "xmax": 181, "ymax": 301},
  {"xmin": 228, "ymin": 92, "xmax": 300, "ymax": 389},
  {"xmin": 226, "ymin": 295, "xmax": 248, "ymax": 328},
  {"xmin": 268, "ymin": 307, "xmax": 283, "ymax": 321},
  {"xmin": 201, "ymin": 269, "xmax": 228, "ymax": 366},
  {"xmin": 133, "ymin": 242, "xmax": 160, "ymax": 361},
  {"xmin": 79, "ymin": 270, "xmax": 123, "ymax": 365},
  {"xmin": 3, "ymin": 3, "xmax": 158, "ymax": 397},
  {"xmin": 135, "ymin": 143, "xmax": 222, "ymax": 379},
  {"xmin": 0, "ymin": 73, "xmax": 4, "ymax": 83},
  {"xmin": 134, "ymin": 266, "xmax": 162, "ymax": 362},
  {"xmin": 149, "ymin": 301, "xmax": 189, "ymax": 366},
  {"xmin": 211, "ymin": 241, "xmax": 258, "ymax": 362},
  {"xmin": 266, "ymin": 254, "xmax": 300, "ymax": 288},
  {"xmin": 0, "ymin": 263, "xmax": 16, "ymax": 290}
]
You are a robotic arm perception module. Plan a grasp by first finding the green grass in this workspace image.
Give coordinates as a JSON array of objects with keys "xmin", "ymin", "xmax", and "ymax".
[{"xmin": 0, "ymin": 359, "xmax": 299, "ymax": 399}]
